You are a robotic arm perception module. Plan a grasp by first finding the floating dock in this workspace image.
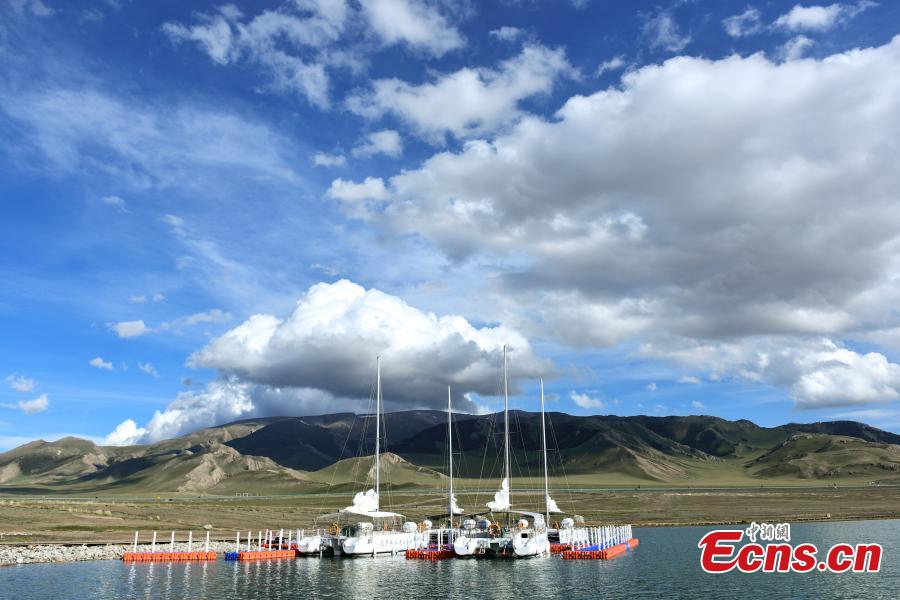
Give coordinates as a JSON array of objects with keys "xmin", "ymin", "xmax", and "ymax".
[
  {"xmin": 562, "ymin": 538, "xmax": 639, "ymax": 560},
  {"xmin": 123, "ymin": 551, "xmax": 217, "ymax": 562},
  {"xmin": 405, "ymin": 547, "xmax": 454, "ymax": 560}
]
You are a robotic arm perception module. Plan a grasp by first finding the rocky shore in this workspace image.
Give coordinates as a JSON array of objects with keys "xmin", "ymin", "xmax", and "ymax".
[{"xmin": 0, "ymin": 541, "xmax": 236, "ymax": 567}]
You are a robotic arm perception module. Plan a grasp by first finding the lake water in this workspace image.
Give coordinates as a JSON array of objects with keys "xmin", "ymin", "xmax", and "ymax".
[{"xmin": 2, "ymin": 520, "xmax": 897, "ymax": 599}]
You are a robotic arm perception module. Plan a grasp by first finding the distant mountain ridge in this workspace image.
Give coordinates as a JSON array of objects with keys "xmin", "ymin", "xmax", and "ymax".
[{"xmin": 0, "ymin": 411, "xmax": 897, "ymax": 494}]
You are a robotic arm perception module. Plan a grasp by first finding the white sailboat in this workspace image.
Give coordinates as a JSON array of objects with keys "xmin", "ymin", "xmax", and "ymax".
[
  {"xmin": 339, "ymin": 356, "xmax": 428, "ymax": 556},
  {"xmin": 453, "ymin": 345, "xmax": 549, "ymax": 558},
  {"xmin": 296, "ymin": 356, "xmax": 427, "ymax": 557}
]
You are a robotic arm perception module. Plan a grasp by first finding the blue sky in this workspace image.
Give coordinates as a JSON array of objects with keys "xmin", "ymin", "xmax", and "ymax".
[{"xmin": 2, "ymin": 0, "xmax": 900, "ymax": 449}]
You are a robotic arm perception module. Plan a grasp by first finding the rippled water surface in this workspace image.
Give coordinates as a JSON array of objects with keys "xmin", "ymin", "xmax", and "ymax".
[{"xmin": 2, "ymin": 520, "xmax": 897, "ymax": 599}]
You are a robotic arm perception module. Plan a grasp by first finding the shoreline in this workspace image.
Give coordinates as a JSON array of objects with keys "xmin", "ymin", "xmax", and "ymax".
[{"xmin": 0, "ymin": 541, "xmax": 236, "ymax": 567}]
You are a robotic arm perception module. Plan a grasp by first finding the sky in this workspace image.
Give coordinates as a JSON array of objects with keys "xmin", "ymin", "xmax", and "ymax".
[{"xmin": 2, "ymin": 0, "xmax": 900, "ymax": 450}]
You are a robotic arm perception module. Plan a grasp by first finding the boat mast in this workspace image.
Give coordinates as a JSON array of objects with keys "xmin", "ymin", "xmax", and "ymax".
[
  {"xmin": 541, "ymin": 378, "xmax": 549, "ymax": 527},
  {"xmin": 375, "ymin": 355, "xmax": 381, "ymax": 507},
  {"xmin": 448, "ymin": 385, "xmax": 453, "ymax": 531},
  {"xmin": 503, "ymin": 345, "xmax": 511, "ymax": 510}
]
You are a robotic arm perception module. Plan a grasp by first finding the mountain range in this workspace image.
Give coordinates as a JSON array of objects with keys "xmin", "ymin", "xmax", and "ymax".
[{"xmin": 1, "ymin": 411, "xmax": 898, "ymax": 495}]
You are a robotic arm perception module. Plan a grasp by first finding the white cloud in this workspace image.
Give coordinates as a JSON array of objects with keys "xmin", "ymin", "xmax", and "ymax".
[
  {"xmin": 328, "ymin": 176, "xmax": 388, "ymax": 203},
  {"xmin": 773, "ymin": 2, "xmax": 875, "ymax": 32},
  {"xmin": 107, "ymin": 280, "xmax": 550, "ymax": 443},
  {"xmin": 359, "ymin": 0, "xmax": 464, "ymax": 56},
  {"xmin": 780, "ymin": 34, "xmax": 815, "ymax": 60},
  {"xmin": 108, "ymin": 320, "xmax": 149, "ymax": 338},
  {"xmin": 190, "ymin": 279, "xmax": 550, "ymax": 408},
  {"xmin": 677, "ymin": 375, "xmax": 702, "ymax": 385},
  {"xmin": 1, "ymin": 393, "xmax": 49, "ymax": 415},
  {"xmin": 641, "ymin": 338, "xmax": 900, "ymax": 409},
  {"xmin": 596, "ymin": 55, "xmax": 626, "ymax": 76},
  {"xmin": 152, "ymin": 292, "xmax": 165, "ymax": 303},
  {"xmin": 347, "ymin": 37, "xmax": 900, "ymax": 415},
  {"xmin": 5, "ymin": 374, "xmax": 36, "ymax": 393},
  {"xmin": 138, "ymin": 362, "xmax": 160, "ymax": 378},
  {"xmin": 89, "ymin": 356, "xmax": 114, "ymax": 371},
  {"xmin": 346, "ymin": 44, "xmax": 574, "ymax": 141},
  {"xmin": 643, "ymin": 11, "xmax": 690, "ymax": 53},
  {"xmin": 163, "ymin": 213, "xmax": 185, "ymax": 231},
  {"xmin": 646, "ymin": 382, "xmax": 657, "ymax": 392},
  {"xmin": 101, "ymin": 195, "xmax": 127, "ymax": 211},
  {"xmin": 162, "ymin": 3, "xmax": 342, "ymax": 107},
  {"xmin": 352, "ymin": 129, "xmax": 403, "ymax": 158},
  {"xmin": 828, "ymin": 408, "xmax": 900, "ymax": 428},
  {"xmin": 162, "ymin": 309, "xmax": 232, "ymax": 329},
  {"xmin": 723, "ymin": 7, "xmax": 763, "ymax": 37},
  {"xmin": 313, "ymin": 152, "xmax": 347, "ymax": 167},
  {"xmin": 9, "ymin": 0, "xmax": 55, "ymax": 17},
  {"xmin": 791, "ymin": 345, "xmax": 900, "ymax": 408},
  {"xmin": 490, "ymin": 26, "xmax": 524, "ymax": 42},
  {"xmin": 129, "ymin": 295, "xmax": 146, "ymax": 304},
  {"xmin": 570, "ymin": 391, "xmax": 604, "ymax": 409},
  {"xmin": 2, "ymin": 87, "xmax": 299, "ymax": 188},
  {"xmin": 103, "ymin": 418, "xmax": 146, "ymax": 446},
  {"xmin": 691, "ymin": 400, "xmax": 705, "ymax": 409}
]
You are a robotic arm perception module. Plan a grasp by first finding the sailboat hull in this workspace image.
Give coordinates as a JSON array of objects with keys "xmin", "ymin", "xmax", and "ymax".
[{"xmin": 341, "ymin": 532, "xmax": 427, "ymax": 556}]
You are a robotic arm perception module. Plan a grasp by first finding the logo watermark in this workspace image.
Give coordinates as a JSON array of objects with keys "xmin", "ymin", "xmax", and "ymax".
[{"xmin": 698, "ymin": 523, "xmax": 882, "ymax": 574}]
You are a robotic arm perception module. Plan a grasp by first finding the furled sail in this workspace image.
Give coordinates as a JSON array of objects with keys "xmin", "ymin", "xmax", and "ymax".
[
  {"xmin": 344, "ymin": 488, "xmax": 379, "ymax": 515},
  {"xmin": 546, "ymin": 494, "xmax": 562, "ymax": 513},
  {"xmin": 450, "ymin": 493, "xmax": 465, "ymax": 515},
  {"xmin": 487, "ymin": 477, "xmax": 511, "ymax": 511}
]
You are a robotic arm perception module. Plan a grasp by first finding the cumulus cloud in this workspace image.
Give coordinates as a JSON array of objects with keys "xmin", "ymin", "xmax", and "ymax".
[
  {"xmin": 641, "ymin": 338, "xmax": 900, "ymax": 409},
  {"xmin": 359, "ymin": 0, "xmax": 464, "ymax": 56},
  {"xmin": 105, "ymin": 280, "xmax": 550, "ymax": 443},
  {"xmin": 351, "ymin": 129, "xmax": 403, "ymax": 158},
  {"xmin": 336, "ymin": 37, "xmax": 900, "ymax": 410},
  {"xmin": 346, "ymin": 44, "xmax": 574, "ymax": 141},
  {"xmin": 5, "ymin": 373, "xmax": 36, "ymax": 393},
  {"xmin": 723, "ymin": 7, "xmax": 763, "ymax": 37},
  {"xmin": 569, "ymin": 391, "xmax": 604, "ymax": 410},
  {"xmin": 678, "ymin": 376, "xmax": 702, "ymax": 385},
  {"xmin": 89, "ymin": 356, "xmax": 114, "ymax": 371},
  {"xmin": 773, "ymin": 2, "xmax": 875, "ymax": 32},
  {"xmin": 1, "ymin": 393, "xmax": 49, "ymax": 415},
  {"xmin": 780, "ymin": 34, "xmax": 815, "ymax": 60},
  {"xmin": 691, "ymin": 400, "xmax": 705, "ymax": 409},
  {"xmin": 313, "ymin": 152, "xmax": 347, "ymax": 167},
  {"xmin": 328, "ymin": 177, "xmax": 388, "ymax": 208},
  {"xmin": 596, "ymin": 55, "xmax": 626, "ymax": 76},
  {"xmin": 190, "ymin": 279, "xmax": 549, "ymax": 407},
  {"xmin": 489, "ymin": 26, "xmax": 524, "ymax": 42},
  {"xmin": 108, "ymin": 320, "xmax": 149, "ymax": 338}
]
